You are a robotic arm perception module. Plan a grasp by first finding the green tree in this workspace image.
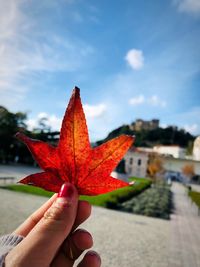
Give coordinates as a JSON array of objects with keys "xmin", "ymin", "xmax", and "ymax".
[
  {"xmin": 97, "ymin": 125, "xmax": 195, "ymax": 149},
  {"xmin": 0, "ymin": 106, "xmax": 27, "ymax": 163},
  {"xmin": 186, "ymin": 140, "xmax": 193, "ymax": 155}
]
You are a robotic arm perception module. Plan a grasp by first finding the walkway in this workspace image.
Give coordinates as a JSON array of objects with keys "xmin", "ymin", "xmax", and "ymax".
[
  {"xmin": 0, "ymin": 164, "xmax": 40, "ymax": 181},
  {"xmin": 169, "ymin": 182, "xmax": 200, "ymax": 267}
]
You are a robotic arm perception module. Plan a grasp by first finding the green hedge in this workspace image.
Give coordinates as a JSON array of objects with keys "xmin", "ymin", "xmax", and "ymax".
[
  {"xmin": 188, "ymin": 190, "xmax": 200, "ymax": 209},
  {"xmin": 80, "ymin": 177, "xmax": 151, "ymax": 208},
  {"xmin": 120, "ymin": 183, "xmax": 172, "ymax": 219},
  {"xmin": 1, "ymin": 177, "xmax": 151, "ymax": 208}
]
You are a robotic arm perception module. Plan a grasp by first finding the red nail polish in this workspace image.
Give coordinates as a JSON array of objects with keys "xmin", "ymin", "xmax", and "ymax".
[{"xmin": 58, "ymin": 183, "xmax": 74, "ymax": 198}]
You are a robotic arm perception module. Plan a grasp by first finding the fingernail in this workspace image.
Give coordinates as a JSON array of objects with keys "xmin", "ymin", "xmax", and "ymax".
[
  {"xmin": 56, "ymin": 183, "xmax": 75, "ymax": 207},
  {"xmin": 58, "ymin": 183, "xmax": 74, "ymax": 198}
]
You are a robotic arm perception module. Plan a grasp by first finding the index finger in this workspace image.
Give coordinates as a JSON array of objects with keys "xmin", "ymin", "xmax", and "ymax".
[
  {"xmin": 14, "ymin": 194, "xmax": 91, "ymax": 237},
  {"xmin": 14, "ymin": 193, "xmax": 57, "ymax": 237}
]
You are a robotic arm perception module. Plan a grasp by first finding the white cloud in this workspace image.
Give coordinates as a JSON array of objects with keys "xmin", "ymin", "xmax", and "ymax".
[
  {"xmin": 160, "ymin": 123, "xmax": 168, "ymax": 129},
  {"xmin": 183, "ymin": 123, "xmax": 198, "ymax": 134},
  {"xmin": 0, "ymin": 0, "xmax": 94, "ymax": 108},
  {"xmin": 129, "ymin": 95, "xmax": 145, "ymax": 105},
  {"xmin": 125, "ymin": 49, "xmax": 144, "ymax": 70},
  {"xmin": 174, "ymin": 0, "xmax": 200, "ymax": 15},
  {"xmin": 39, "ymin": 102, "xmax": 108, "ymax": 141},
  {"xmin": 148, "ymin": 95, "xmax": 167, "ymax": 107},
  {"xmin": 27, "ymin": 112, "xmax": 62, "ymax": 131},
  {"xmin": 83, "ymin": 103, "xmax": 107, "ymax": 118},
  {"xmin": 37, "ymin": 112, "xmax": 49, "ymax": 119},
  {"xmin": 129, "ymin": 94, "xmax": 167, "ymax": 108},
  {"xmin": 164, "ymin": 107, "xmax": 200, "ymax": 136}
]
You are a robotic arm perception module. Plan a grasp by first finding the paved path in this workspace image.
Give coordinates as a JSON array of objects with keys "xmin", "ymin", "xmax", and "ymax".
[
  {"xmin": 0, "ymin": 164, "xmax": 40, "ymax": 181},
  {"xmin": 169, "ymin": 183, "xmax": 200, "ymax": 267},
  {"xmin": 0, "ymin": 189, "xmax": 169, "ymax": 267}
]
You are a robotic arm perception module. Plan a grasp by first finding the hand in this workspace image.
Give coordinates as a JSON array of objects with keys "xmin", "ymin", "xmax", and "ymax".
[{"xmin": 5, "ymin": 183, "xmax": 101, "ymax": 267}]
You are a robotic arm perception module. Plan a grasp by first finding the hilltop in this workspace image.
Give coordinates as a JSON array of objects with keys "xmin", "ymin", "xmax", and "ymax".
[{"xmin": 96, "ymin": 124, "xmax": 195, "ymax": 151}]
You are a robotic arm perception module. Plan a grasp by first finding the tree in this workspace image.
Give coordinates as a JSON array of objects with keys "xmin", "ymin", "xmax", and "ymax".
[
  {"xmin": 147, "ymin": 153, "xmax": 164, "ymax": 181},
  {"xmin": 186, "ymin": 141, "xmax": 193, "ymax": 155},
  {"xmin": 0, "ymin": 106, "xmax": 59, "ymax": 164},
  {"xmin": 182, "ymin": 164, "xmax": 195, "ymax": 179},
  {"xmin": 0, "ymin": 106, "xmax": 27, "ymax": 163},
  {"xmin": 97, "ymin": 124, "xmax": 194, "ymax": 149}
]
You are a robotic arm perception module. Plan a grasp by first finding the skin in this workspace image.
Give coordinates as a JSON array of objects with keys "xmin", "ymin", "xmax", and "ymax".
[{"xmin": 5, "ymin": 183, "xmax": 101, "ymax": 267}]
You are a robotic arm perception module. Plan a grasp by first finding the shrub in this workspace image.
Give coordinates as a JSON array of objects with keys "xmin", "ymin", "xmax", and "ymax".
[{"xmin": 120, "ymin": 182, "xmax": 172, "ymax": 219}]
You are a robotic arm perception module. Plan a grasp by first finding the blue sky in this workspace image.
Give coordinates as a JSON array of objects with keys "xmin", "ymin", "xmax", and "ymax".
[{"xmin": 0, "ymin": 0, "xmax": 200, "ymax": 142}]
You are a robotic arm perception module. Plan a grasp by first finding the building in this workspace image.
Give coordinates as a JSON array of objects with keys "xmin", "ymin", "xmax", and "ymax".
[
  {"xmin": 124, "ymin": 148, "xmax": 149, "ymax": 178},
  {"xmin": 153, "ymin": 145, "xmax": 186, "ymax": 159},
  {"xmin": 193, "ymin": 136, "xmax": 200, "ymax": 161},
  {"xmin": 163, "ymin": 156, "xmax": 200, "ymax": 178},
  {"xmin": 137, "ymin": 147, "xmax": 154, "ymax": 153},
  {"xmin": 130, "ymin": 119, "xmax": 159, "ymax": 132},
  {"xmin": 123, "ymin": 139, "xmax": 200, "ymax": 181}
]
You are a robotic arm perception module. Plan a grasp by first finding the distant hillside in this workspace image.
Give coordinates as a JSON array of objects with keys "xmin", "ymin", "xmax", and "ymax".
[{"xmin": 96, "ymin": 125, "xmax": 195, "ymax": 149}]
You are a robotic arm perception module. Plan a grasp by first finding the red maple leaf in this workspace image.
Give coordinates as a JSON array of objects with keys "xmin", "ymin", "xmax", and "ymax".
[{"xmin": 16, "ymin": 87, "xmax": 134, "ymax": 196}]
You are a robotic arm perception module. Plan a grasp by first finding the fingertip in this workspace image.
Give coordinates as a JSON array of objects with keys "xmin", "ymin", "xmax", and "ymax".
[
  {"xmin": 78, "ymin": 250, "xmax": 101, "ymax": 267},
  {"xmin": 58, "ymin": 183, "xmax": 78, "ymax": 199},
  {"xmin": 72, "ymin": 229, "xmax": 93, "ymax": 250}
]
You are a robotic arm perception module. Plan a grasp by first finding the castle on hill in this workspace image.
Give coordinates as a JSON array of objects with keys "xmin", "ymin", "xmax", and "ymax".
[{"xmin": 130, "ymin": 119, "xmax": 159, "ymax": 132}]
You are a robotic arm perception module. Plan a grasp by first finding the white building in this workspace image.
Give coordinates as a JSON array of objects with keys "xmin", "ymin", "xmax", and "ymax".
[
  {"xmin": 193, "ymin": 136, "xmax": 200, "ymax": 161},
  {"xmin": 137, "ymin": 147, "xmax": 154, "ymax": 153},
  {"xmin": 163, "ymin": 157, "xmax": 200, "ymax": 176},
  {"xmin": 124, "ymin": 149, "xmax": 148, "ymax": 178},
  {"xmin": 153, "ymin": 145, "xmax": 186, "ymax": 159},
  {"xmin": 124, "ymin": 144, "xmax": 198, "ymax": 179}
]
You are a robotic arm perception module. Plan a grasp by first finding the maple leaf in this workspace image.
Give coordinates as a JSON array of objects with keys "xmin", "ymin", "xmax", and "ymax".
[{"xmin": 16, "ymin": 87, "xmax": 135, "ymax": 196}]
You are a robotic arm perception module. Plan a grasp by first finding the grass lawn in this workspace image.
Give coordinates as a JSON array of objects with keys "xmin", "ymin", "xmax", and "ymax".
[
  {"xmin": 188, "ymin": 190, "xmax": 200, "ymax": 209},
  {"xmin": 0, "ymin": 177, "xmax": 151, "ymax": 208},
  {"xmin": 0, "ymin": 184, "xmax": 54, "ymax": 198}
]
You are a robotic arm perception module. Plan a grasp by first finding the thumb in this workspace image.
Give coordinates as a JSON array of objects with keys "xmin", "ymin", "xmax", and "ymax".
[{"xmin": 8, "ymin": 183, "xmax": 79, "ymax": 266}]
